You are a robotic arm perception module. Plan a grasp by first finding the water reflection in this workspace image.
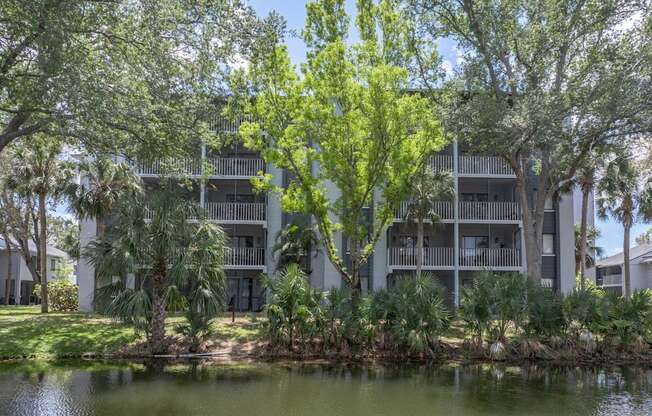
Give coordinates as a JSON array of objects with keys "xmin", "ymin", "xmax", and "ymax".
[{"xmin": 0, "ymin": 360, "xmax": 651, "ymax": 416}]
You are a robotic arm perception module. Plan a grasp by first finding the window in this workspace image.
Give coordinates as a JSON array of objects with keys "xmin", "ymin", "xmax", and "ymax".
[
  {"xmin": 461, "ymin": 193, "xmax": 488, "ymax": 202},
  {"xmin": 544, "ymin": 196, "xmax": 554, "ymax": 210},
  {"xmin": 543, "ymin": 234, "xmax": 555, "ymax": 254},
  {"xmin": 398, "ymin": 235, "xmax": 429, "ymax": 248},
  {"xmin": 226, "ymin": 194, "xmax": 256, "ymax": 203},
  {"xmin": 232, "ymin": 236, "xmax": 254, "ymax": 248},
  {"xmin": 50, "ymin": 259, "xmax": 56, "ymax": 270}
]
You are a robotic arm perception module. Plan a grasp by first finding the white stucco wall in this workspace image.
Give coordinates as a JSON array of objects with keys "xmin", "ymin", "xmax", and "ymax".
[{"xmin": 558, "ymin": 192, "xmax": 577, "ymax": 294}]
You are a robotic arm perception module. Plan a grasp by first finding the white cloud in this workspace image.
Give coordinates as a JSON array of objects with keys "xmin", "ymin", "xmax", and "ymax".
[{"xmin": 442, "ymin": 59, "xmax": 454, "ymax": 77}]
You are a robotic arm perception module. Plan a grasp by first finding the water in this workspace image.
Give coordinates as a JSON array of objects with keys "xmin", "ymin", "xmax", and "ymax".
[{"xmin": 0, "ymin": 360, "xmax": 651, "ymax": 416}]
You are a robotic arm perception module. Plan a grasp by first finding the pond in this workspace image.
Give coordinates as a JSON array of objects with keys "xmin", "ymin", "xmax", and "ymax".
[{"xmin": 0, "ymin": 360, "xmax": 651, "ymax": 416}]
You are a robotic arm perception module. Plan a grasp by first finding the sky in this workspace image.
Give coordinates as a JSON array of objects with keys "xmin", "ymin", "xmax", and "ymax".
[{"xmin": 54, "ymin": 1, "xmax": 645, "ymax": 258}]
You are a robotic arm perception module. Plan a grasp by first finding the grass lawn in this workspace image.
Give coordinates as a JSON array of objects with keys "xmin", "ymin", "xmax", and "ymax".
[{"xmin": 0, "ymin": 306, "xmax": 263, "ymax": 360}]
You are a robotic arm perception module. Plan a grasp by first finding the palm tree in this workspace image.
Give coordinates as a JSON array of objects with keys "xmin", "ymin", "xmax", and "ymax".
[
  {"xmin": 576, "ymin": 164, "xmax": 596, "ymax": 289},
  {"xmin": 403, "ymin": 166, "xmax": 455, "ymax": 276},
  {"xmin": 272, "ymin": 221, "xmax": 320, "ymax": 272},
  {"xmin": 597, "ymin": 157, "xmax": 652, "ymax": 297},
  {"xmin": 84, "ymin": 181, "xmax": 228, "ymax": 354},
  {"xmin": 70, "ymin": 158, "xmax": 143, "ymax": 237},
  {"xmin": 574, "ymin": 224, "xmax": 604, "ymax": 276}
]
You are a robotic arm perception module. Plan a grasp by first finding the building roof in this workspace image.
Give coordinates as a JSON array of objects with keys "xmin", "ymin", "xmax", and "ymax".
[
  {"xmin": 596, "ymin": 243, "xmax": 652, "ymax": 268},
  {"xmin": 0, "ymin": 236, "xmax": 68, "ymax": 259}
]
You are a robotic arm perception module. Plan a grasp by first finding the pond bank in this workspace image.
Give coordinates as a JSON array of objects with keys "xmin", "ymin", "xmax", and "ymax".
[{"xmin": 2, "ymin": 306, "xmax": 651, "ymax": 366}]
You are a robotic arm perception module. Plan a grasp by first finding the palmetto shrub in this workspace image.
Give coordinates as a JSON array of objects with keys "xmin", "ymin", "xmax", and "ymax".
[
  {"xmin": 263, "ymin": 264, "xmax": 322, "ymax": 349},
  {"xmin": 524, "ymin": 284, "xmax": 566, "ymax": 339},
  {"xmin": 372, "ymin": 274, "xmax": 451, "ymax": 357},
  {"xmin": 601, "ymin": 289, "xmax": 652, "ymax": 351}
]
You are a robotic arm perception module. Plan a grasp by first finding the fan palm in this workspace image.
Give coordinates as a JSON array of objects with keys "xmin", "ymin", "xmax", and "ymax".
[
  {"xmin": 403, "ymin": 166, "xmax": 455, "ymax": 276},
  {"xmin": 272, "ymin": 221, "xmax": 320, "ymax": 272},
  {"xmin": 70, "ymin": 158, "xmax": 143, "ymax": 236},
  {"xmin": 597, "ymin": 157, "xmax": 652, "ymax": 297},
  {"xmin": 84, "ymin": 181, "xmax": 227, "ymax": 354}
]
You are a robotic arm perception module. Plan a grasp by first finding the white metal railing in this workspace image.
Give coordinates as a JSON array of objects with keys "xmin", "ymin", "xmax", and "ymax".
[
  {"xmin": 459, "ymin": 248, "xmax": 521, "ymax": 268},
  {"xmin": 211, "ymin": 114, "xmax": 255, "ymax": 134},
  {"xmin": 459, "ymin": 201, "xmax": 521, "ymax": 221},
  {"xmin": 224, "ymin": 247, "xmax": 265, "ymax": 267},
  {"xmin": 430, "ymin": 155, "xmax": 454, "ymax": 172},
  {"xmin": 204, "ymin": 202, "xmax": 266, "ymax": 222},
  {"xmin": 395, "ymin": 201, "xmax": 453, "ymax": 221},
  {"xmin": 458, "ymin": 155, "xmax": 513, "ymax": 176},
  {"xmin": 388, "ymin": 247, "xmax": 454, "ymax": 267},
  {"xmin": 206, "ymin": 157, "xmax": 264, "ymax": 177},
  {"xmin": 601, "ymin": 274, "xmax": 623, "ymax": 286},
  {"xmin": 133, "ymin": 158, "xmax": 202, "ymax": 176}
]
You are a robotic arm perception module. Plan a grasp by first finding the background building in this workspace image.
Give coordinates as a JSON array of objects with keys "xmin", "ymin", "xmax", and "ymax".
[
  {"xmin": 594, "ymin": 243, "xmax": 652, "ymax": 295},
  {"xmin": 0, "ymin": 236, "xmax": 69, "ymax": 305}
]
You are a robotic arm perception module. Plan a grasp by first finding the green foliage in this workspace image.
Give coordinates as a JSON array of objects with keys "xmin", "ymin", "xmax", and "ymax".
[
  {"xmin": 460, "ymin": 272, "xmax": 528, "ymax": 343},
  {"xmin": 0, "ymin": 1, "xmax": 264, "ymax": 156},
  {"xmin": 272, "ymin": 221, "xmax": 320, "ymax": 271},
  {"xmin": 524, "ymin": 284, "xmax": 566, "ymax": 339},
  {"xmin": 263, "ymin": 264, "xmax": 322, "ymax": 348},
  {"xmin": 563, "ymin": 288, "xmax": 609, "ymax": 334},
  {"xmin": 47, "ymin": 216, "xmax": 80, "ymax": 260},
  {"xmin": 601, "ymin": 290, "xmax": 652, "ymax": 348},
  {"xmin": 237, "ymin": 0, "xmax": 447, "ymax": 293},
  {"xmin": 373, "ymin": 274, "xmax": 450, "ymax": 356},
  {"xmin": 33, "ymin": 280, "xmax": 78, "ymax": 312}
]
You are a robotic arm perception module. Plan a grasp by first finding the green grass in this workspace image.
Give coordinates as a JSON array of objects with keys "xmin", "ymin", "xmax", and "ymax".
[
  {"xmin": 0, "ymin": 306, "xmax": 140, "ymax": 359},
  {"xmin": 0, "ymin": 306, "xmax": 264, "ymax": 360}
]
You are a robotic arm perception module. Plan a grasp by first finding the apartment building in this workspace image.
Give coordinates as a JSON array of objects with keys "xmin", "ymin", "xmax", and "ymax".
[
  {"xmin": 77, "ymin": 116, "xmax": 579, "ymax": 312},
  {"xmin": 594, "ymin": 243, "xmax": 652, "ymax": 295}
]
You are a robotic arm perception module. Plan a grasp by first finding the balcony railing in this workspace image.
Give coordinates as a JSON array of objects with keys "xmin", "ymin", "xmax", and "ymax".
[
  {"xmin": 133, "ymin": 159, "xmax": 202, "ymax": 176},
  {"xmin": 204, "ymin": 202, "xmax": 266, "ymax": 223},
  {"xmin": 211, "ymin": 115, "xmax": 255, "ymax": 134},
  {"xmin": 458, "ymin": 155, "xmax": 513, "ymax": 176},
  {"xmin": 395, "ymin": 201, "xmax": 454, "ymax": 221},
  {"xmin": 459, "ymin": 201, "xmax": 521, "ymax": 221},
  {"xmin": 206, "ymin": 157, "xmax": 264, "ymax": 177},
  {"xmin": 459, "ymin": 248, "xmax": 521, "ymax": 268},
  {"xmin": 430, "ymin": 155, "xmax": 454, "ymax": 172},
  {"xmin": 601, "ymin": 274, "xmax": 623, "ymax": 286},
  {"xmin": 388, "ymin": 247, "xmax": 454, "ymax": 268},
  {"xmin": 224, "ymin": 247, "xmax": 265, "ymax": 267}
]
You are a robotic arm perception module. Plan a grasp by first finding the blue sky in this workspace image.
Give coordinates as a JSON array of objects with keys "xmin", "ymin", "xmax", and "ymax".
[{"xmin": 247, "ymin": 0, "xmax": 650, "ymax": 257}]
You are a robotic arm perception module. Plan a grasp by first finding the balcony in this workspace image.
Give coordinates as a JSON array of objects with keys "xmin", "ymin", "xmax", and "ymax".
[
  {"xmin": 206, "ymin": 157, "xmax": 264, "ymax": 178},
  {"xmin": 133, "ymin": 158, "xmax": 202, "ymax": 176},
  {"xmin": 394, "ymin": 201, "xmax": 454, "ymax": 222},
  {"xmin": 430, "ymin": 155, "xmax": 454, "ymax": 172},
  {"xmin": 204, "ymin": 202, "xmax": 266, "ymax": 224},
  {"xmin": 459, "ymin": 201, "xmax": 521, "ymax": 222},
  {"xmin": 388, "ymin": 247, "xmax": 454, "ymax": 269},
  {"xmin": 211, "ymin": 115, "xmax": 255, "ymax": 134},
  {"xmin": 458, "ymin": 155, "xmax": 514, "ymax": 177},
  {"xmin": 224, "ymin": 247, "xmax": 266, "ymax": 269},
  {"xmin": 601, "ymin": 274, "xmax": 622, "ymax": 286},
  {"xmin": 459, "ymin": 248, "xmax": 522, "ymax": 269}
]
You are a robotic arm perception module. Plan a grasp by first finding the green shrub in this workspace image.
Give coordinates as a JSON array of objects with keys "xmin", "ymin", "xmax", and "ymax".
[
  {"xmin": 563, "ymin": 287, "xmax": 608, "ymax": 334},
  {"xmin": 524, "ymin": 284, "xmax": 566, "ymax": 339},
  {"xmin": 601, "ymin": 289, "xmax": 652, "ymax": 349},
  {"xmin": 460, "ymin": 271, "xmax": 527, "ymax": 343},
  {"xmin": 33, "ymin": 280, "xmax": 79, "ymax": 312},
  {"xmin": 375, "ymin": 274, "xmax": 450, "ymax": 356}
]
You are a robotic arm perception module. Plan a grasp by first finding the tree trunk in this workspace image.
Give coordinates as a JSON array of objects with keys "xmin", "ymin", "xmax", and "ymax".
[
  {"xmin": 623, "ymin": 225, "xmax": 631, "ymax": 298},
  {"xmin": 149, "ymin": 265, "xmax": 168, "ymax": 354},
  {"xmin": 579, "ymin": 185, "xmax": 590, "ymax": 290},
  {"xmin": 3, "ymin": 236, "xmax": 11, "ymax": 305},
  {"xmin": 516, "ymin": 175, "xmax": 543, "ymax": 283},
  {"xmin": 416, "ymin": 218, "xmax": 424, "ymax": 276},
  {"xmin": 38, "ymin": 192, "xmax": 48, "ymax": 313}
]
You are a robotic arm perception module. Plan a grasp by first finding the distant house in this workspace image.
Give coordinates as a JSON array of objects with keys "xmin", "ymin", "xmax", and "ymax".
[
  {"xmin": 595, "ymin": 243, "xmax": 652, "ymax": 295},
  {"xmin": 0, "ymin": 236, "xmax": 69, "ymax": 305}
]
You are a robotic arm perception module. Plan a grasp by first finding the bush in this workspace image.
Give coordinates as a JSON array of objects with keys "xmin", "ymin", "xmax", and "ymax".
[
  {"xmin": 460, "ymin": 271, "xmax": 528, "ymax": 343},
  {"xmin": 524, "ymin": 283, "xmax": 566, "ymax": 339},
  {"xmin": 373, "ymin": 274, "xmax": 450, "ymax": 356},
  {"xmin": 34, "ymin": 279, "xmax": 79, "ymax": 311},
  {"xmin": 601, "ymin": 289, "xmax": 652, "ymax": 350}
]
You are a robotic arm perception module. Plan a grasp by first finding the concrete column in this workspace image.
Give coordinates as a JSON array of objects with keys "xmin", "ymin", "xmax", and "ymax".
[
  {"xmin": 78, "ymin": 217, "xmax": 97, "ymax": 312},
  {"xmin": 453, "ymin": 140, "xmax": 460, "ymax": 307},
  {"xmin": 558, "ymin": 192, "xmax": 576, "ymax": 294},
  {"xmin": 265, "ymin": 163, "xmax": 283, "ymax": 278},
  {"xmin": 372, "ymin": 188, "xmax": 388, "ymax": 291}
]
